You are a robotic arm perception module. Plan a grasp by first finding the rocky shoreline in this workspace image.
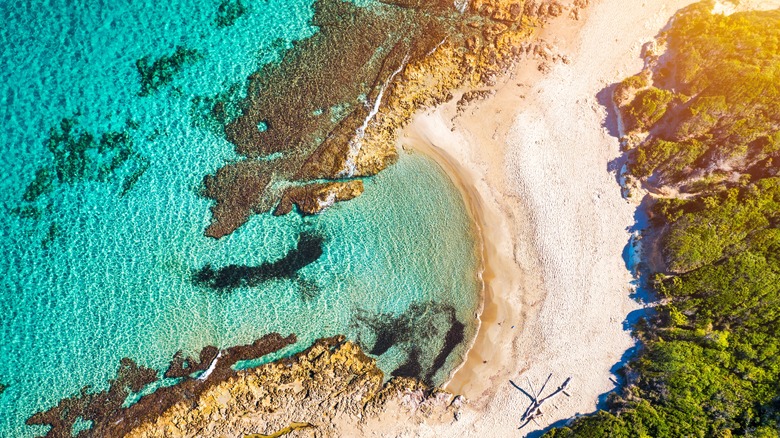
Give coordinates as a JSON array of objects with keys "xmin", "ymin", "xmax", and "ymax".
[
  {"xmin": 202, "ymin": 0, "xmax": 588, "ymax": 238},
  {"xmin": 27, "ymin": 334, "xmax": 298, "ymax": 438},
  {"xmin": 125, "ymin": 336, "xmax": 461, "ymax": 438}
]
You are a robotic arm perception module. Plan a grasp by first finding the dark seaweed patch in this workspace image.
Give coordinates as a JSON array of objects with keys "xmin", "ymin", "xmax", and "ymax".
[
  {"xmin": 22, "ymin": 168, "xmax": 54, "ymax": 203},
  {"xmin": 216, "ymin": 0, "xmax": 247, "ymax": 28},
  {"xmin": 193, "ymin": 231, "xmax": 324, "ymax": 290},
  {"xmin": 10, "ymin": 206, "xmax": 41, "ymax": 220},
  {"xmin": 425, "ymin": 311, "xmax": 465, "ymax": 383},
  {"xmin": 27, "ymin": 333, "xmax": 296, "ymax": 438},
  {"xmin": 121, "ymin": 158, "xmax": 151, "ymax": 197},
  {"xmin": 45, "ymin": 117, "xmax": 138, "ymax": 185},
  {"xmin": 296, "ymin": 278, "xmax": 321, "ymax": 302},
  {"xmin": 13, "ymin": 117, "xmax": 148, "ymax": 245},
  {"xmin": 352, "ymin": 302, "xmax": 466, "ymax": 385},
  {"xmin": 136, "ymin": 46, "xmax": 202, "ymax": 96},
  {"xmin": 391, "ymin": 347, "xmax": 423, "ymax": 379},
  {"xmin": 41, "ymin": 222, "xmax": 60, "ymax": 250}
]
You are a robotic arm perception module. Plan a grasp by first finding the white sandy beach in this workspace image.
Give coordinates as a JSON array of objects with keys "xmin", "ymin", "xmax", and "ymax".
[
  {"xmin": 392, "ymin": 0, "xmax": 707, "ymax": 435},
  {"xmin": 396, "ymin": 1, "xmax": 780, "ymax": 436},
  {"xmin": 319, "ymin": 2, "xmax": 780, "ymax": 436}
]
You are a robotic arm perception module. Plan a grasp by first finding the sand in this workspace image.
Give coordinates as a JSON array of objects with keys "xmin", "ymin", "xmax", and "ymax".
[
  {"xmin": 394, "ymin": 0, "xmax": 712, "ymax": 435},
  {"xmin": 351, "ymin": 1, "xmax": 780, "ymax": 436}
]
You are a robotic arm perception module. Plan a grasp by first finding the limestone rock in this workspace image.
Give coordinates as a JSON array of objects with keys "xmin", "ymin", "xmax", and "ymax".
[
  {"xmin": 126, "ymin": 337, "xmax": 457, "ymax": 438},
  {"xmin": 274, "ymin": 181, "xmax": 364, "ymax": 216}
]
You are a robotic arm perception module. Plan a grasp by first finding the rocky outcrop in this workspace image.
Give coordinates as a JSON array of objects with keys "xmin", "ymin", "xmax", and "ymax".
[
  {"xmin": 27, "ymin": 334, "xmax": 297, "ymax": 438},
  {"xmin": 202, "ymin": 0, "xmax": 587, "ymax": 238},
  {"xmin": 274, "ymin": 181, "xmax": 364, "ymax": 216},
  {"xmin": 125, "ymin": 336, "xmax": 460, "ymax": 438},
  {"xmin": 347, "ymin": 0, "xmax": 584, "ymax": 179},
  {"xmin": 203, "ymin": 160, "xmax": 273, "ymax": 239}
]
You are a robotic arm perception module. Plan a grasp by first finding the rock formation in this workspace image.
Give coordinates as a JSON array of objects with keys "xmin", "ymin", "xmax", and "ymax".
[
  {"xmin": 202, "ymin": 0, "xmax": 586, "ymax": 239},
  {"xmin": 125, "ymin": 336, "xmax": 460, "ymax": 438},
  {"xmin": 274, "ymin": 181, "xmax": 364, "ymax": 216}
]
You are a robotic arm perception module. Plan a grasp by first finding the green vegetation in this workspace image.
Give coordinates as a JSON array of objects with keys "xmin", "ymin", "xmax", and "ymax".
[
  {"xmin": 136, "ymin": 46, "xmax": 202, "ymax": 96},
  {"xmin": 22, "ymin": 167, "xmax": 54, "ymax": 203},
  {"xmin": 613, "ymin": 74, "xmax": 649, "ymax": 104},
  {"xmin": 623, "ymin": 87, "xmax": 674, "ymax": 133},
  {"xmin": 618, "ymin": 1, "xmax": 780, "ymax": 188},
  {"xmin": 547, "ymin": 3, "xmax": 780, "ymax": 437},
  {"xmin": 45, "ymin": 117, "xmax": 136, "ymax": 184},
  {"xmin": 216, "ymin": 0, "xmax": 247, "ymax": 28}
]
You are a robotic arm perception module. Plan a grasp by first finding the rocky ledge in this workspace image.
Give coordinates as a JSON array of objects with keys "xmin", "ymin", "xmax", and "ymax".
[
  {"xmin": 202, "ymin": 0, "xmax": 587, "ymax": 239},
  {"xmin": 273, "ymin": 181, "xmax": 364, "ymax": 216},
  {"xmin": 126, "ymin": 336, "xmax": 461, "ymax": 438}
]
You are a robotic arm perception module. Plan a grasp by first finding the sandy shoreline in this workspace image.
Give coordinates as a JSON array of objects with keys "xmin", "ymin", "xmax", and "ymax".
[{"xmin": 396, "ymin": 0, "xmax": 708, "ymax": 435}]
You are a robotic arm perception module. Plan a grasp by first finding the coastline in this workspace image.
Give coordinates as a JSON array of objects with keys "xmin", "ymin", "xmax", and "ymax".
[
  {"xmin": 399, "ymin": 0, "xmax": 705, "ymax": 435},
  {"xmin": 26, "ymin": 1, "xmax": 780, "ymax": 437}
]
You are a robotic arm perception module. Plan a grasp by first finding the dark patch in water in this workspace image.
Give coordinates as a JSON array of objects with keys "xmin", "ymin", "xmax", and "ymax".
[
  {"xmin": 296, "ymin": 278, "xmax": 321, "ymax": 302},
  {"xmin": 27, "ymin": 333, "xmax": 296, "ymax": 438},
  {"xmin": 135, "ymin": 46, "xmax": 202, "ymax": 96},
  {"xmin": 13, "ymin": 116, "xmax": 148, "ymax": 245},
  {"xmin": 425, "ymin": 308, "xmax": 465, "ymax": 383},
  {"xmin": 192, "ymin": 231, "xmax": 324, "ymax": 290},
  {"xmin": 215, "ymin": 0, "xmax": 247, "ymax": 28},
  {"xmin": 353, "ymin": 301, "xmax": 466, "ymax": 385},
  {"xmin": 41, "ymin": 222, "xmax": 60, "ymax": 250},
  {"xmin": 391, "ymin": 347, "xmax": 423, "ymax": 379}
]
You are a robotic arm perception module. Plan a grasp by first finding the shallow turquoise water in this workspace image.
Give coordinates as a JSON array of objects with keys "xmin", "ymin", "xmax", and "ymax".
[{"xmin": 0, "ymin": 0, "xmax": 480, "ymax": 436}]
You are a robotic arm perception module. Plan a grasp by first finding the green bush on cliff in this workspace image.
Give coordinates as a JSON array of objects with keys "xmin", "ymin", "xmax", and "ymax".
[
  {"xmin": 547, "ymin": 3, "xmax": 780, "ymax": 437},
  {"xmin": 631, "ymin": 138, "xmax": 707, "ymax": 179},
  {"xmin": 623, "ymin": 87, "xmax": 674, "ymax": 133},
  {"xmin": 620, "ymin": 2, "xmax": 780, "ymax": 187},
  {"xmin": 662, "ymin": 179, "xmax": 779, "ymax": 273},
  {"xmin": 613, "ymin": 74, "xmax": 649, "ymax": 105}
]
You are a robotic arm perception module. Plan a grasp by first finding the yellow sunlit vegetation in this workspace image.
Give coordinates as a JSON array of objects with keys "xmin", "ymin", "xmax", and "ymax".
[{"xmin": 547, "ymin": 2, "xmax": 780, "ymax": 437}]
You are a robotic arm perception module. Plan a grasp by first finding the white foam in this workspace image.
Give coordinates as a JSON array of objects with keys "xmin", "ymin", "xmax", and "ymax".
[
  {"xmin": 197, "ymin": 351, "xmax": 222, "ymax": 381},
  {"xmin": 340, "ymin": 54, "xmax": 410, "ymax": 177}
]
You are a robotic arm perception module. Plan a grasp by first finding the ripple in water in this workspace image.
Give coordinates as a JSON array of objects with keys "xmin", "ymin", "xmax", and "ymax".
[{"xmin": 0, "ymin": 0, "xmax": 480, "ymax": 435}]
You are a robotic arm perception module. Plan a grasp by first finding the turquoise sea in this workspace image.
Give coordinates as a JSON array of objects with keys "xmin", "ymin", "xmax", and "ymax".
[{"xmin": 0, "ymin": 0, "xmax": 480, "ymax": 436}]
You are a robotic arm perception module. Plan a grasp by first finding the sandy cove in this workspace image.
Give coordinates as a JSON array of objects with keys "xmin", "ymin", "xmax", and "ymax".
[
  {"xmin": 399, "ymin": 0, "xmax": 780, "ymax": 436},
  {"xmin": 396, "ymin": 0, "xmax": 705, "ymax": 435}
]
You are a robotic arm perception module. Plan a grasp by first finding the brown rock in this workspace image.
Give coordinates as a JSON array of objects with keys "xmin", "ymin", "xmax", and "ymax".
[
  {"xmin": 126, "ymin": 337, "xmax": 457, "ymax": 438},
  {"xmin": 274, "ymin": 181, "xmax": 364, "ymax": 216},
  {"xmin": 203, "ymin": 160, "xmax": 271, "ymax": 239}
]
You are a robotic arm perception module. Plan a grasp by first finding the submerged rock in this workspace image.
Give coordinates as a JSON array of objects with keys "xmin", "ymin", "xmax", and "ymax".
[{"xmin": 201, "ymin": 0, "xmax": 578, "ymax": 239}]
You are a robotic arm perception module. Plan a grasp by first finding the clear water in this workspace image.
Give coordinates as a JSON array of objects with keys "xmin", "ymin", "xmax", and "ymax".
[{"xmin": 0, "ymin": 0, "xmax": 480, "ymax": 436}]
